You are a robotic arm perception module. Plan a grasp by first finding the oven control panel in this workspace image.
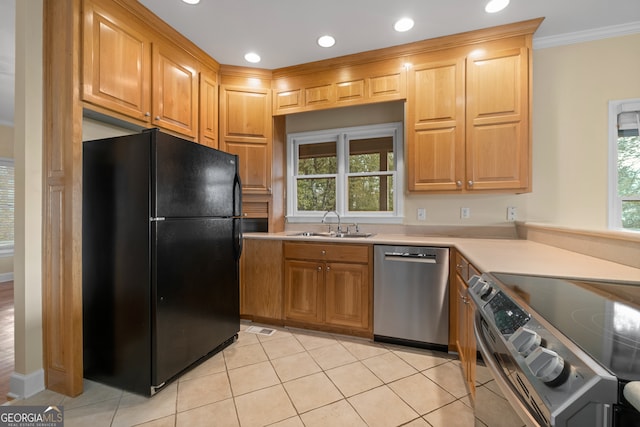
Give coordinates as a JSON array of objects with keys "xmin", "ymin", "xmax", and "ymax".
[{"xmin": 468, "ymin": 274, "xmax": 618, "ymax": 427}]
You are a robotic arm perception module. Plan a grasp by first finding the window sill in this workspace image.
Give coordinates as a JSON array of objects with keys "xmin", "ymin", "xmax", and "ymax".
[{"xmin": 286, "ymin": 215, "xmax": 404, "ymax": 225}]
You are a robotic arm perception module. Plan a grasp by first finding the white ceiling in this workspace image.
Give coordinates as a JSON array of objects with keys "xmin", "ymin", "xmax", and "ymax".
[{"xmin": 1, "ymin": 0, "xmax": 640, "ymax": 126}]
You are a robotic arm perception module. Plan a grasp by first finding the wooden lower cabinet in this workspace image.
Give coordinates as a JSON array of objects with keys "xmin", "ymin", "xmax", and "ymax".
[
  {"xmin": 240, "ymin": 239, "xmax": 283, "ymax": 322},
  {"xmin": 283, "ymin": 241, "xmax": 372, "ymax": 337},
  {"xmin": 453, "ymin": 251, "xmax": 479, "ymax": 398},
  {"xmin": 284, "ymin": 259, "xmax": 323, "ymax": 323}
]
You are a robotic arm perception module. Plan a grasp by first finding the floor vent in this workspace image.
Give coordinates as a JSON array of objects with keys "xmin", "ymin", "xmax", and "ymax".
[{"xmin": 245, "ymin": 326, "xmax": 277, "ymax": 336}]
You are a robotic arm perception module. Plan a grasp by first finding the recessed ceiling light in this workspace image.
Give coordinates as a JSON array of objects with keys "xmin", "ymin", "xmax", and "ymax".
[
  {"xmin": 394, "ymin": 17, "xmax": 414, "ymax": 32},
  {"xmin": 317, "ymin": 35, "xmax": 336, "ymax": 48},
  {"xmin": 485, "ymin": 0, "xmax": 509, "ymax": 13},
  {"xmin": 182, "ymin": 0, "xmax": 200, "ymax": 4},
  {"xmin": 244, "ymin": 52, "xmax": 261, "ymax": 63}
]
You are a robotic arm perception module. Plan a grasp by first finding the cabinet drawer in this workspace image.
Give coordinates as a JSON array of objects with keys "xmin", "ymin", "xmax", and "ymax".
[{"xmin": 284, "ymin": 242, "xmax": 369, "ymax": 263}]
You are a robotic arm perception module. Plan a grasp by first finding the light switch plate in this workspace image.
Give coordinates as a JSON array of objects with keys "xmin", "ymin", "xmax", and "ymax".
[
  {"xmin": 417, "ymin": 208, "xmax": 426, "ymax": 221},
  {"xmin": 461, "ymin": 207, "xmax": 470, "ymax": 219}
]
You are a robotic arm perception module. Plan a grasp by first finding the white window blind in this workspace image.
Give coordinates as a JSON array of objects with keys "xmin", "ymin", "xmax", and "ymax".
[{"xmin": 0, "ymin": 158, "xmax": 14, "ymax": 254}]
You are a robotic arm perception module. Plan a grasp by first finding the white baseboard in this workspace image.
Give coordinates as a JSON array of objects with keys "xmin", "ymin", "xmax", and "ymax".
[
  {"xmin": 0, "ymin": 272, "xmax": 13, "ymax": 283},
  {"xmin": 8, "ymin": 369, "xmax": 45, "ymax": 399}
]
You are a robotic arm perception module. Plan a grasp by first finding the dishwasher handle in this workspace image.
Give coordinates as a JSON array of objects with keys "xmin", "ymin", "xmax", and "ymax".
[{"xmin": 384, "ymin": 252, "xmax": 437, "ymax": 264}]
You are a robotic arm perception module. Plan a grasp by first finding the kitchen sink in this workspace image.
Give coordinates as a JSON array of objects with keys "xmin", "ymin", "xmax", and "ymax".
[{"xmin": 291, "ymin": 231, "xmax": 375, "ymax": 238}]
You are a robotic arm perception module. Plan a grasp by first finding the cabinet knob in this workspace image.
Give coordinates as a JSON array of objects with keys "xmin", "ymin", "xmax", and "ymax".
[
  {"xmin": 155, "ymin": 116, "xmax": 161, "ymax": 120},
  {"xmin": 321, "ymin": 250, "xmax": 326, "ymax": 255},
  {"xmin": 317, "ymin": 266, "xmax": 322, "ymax": 271},
  {"xmin": 144, "ymin": 112, "xmax": 150, "ymax": 117},
  {"xmin": 468, "ymin": 180, "xmax": 474, "ymax": 187},
  {"xmin": 456, "ymin": 180, "xmax": 462, "ymax": 187},
  {"xmin": 326, "ymin": 266, "xmax": 330, "ymax": 271}
]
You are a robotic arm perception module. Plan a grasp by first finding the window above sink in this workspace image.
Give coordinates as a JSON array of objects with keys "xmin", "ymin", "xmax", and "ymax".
[{"xmin": 286, "ymin": 122, "xmax": 404, "ymax": 225}]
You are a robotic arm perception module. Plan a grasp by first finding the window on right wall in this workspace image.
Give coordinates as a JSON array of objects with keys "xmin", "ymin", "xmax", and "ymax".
[{"xmin": 609, "ymin": 99, "xmax": 640, "ymax": 231}]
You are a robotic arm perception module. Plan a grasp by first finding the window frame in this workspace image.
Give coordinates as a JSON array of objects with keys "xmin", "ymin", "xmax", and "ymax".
[
  {"xmin": 608, "ymin": 99, "xmax": 640, "ymax": 231},
  {"xmin": 286, "ymin": 122, "xmax": 404, "ymax": 224},
  {"xmin": 0, "ymin": 157, "xmax": 14, "ymax": 257}
]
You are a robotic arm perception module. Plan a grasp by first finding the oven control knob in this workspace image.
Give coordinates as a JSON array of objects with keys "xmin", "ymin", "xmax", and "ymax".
[
  {"xmin": 470, "ymin": 278, "xmax": 492, "ymax": 299},
  {"xmin": 508, "ymin": 327, "xmax": 541, "ymax": 357},
  {"xmin": 525, "ymin": 347, "xmax": 570, "ymax": 387}
]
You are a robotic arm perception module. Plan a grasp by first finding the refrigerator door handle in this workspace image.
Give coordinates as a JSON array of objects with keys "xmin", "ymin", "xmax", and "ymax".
[
  {"xmin": 233, "ymin": 217, "xmax": 243, "ymax": 261},
  {"xmin": 150, "ymin": 217, "xmax": 166, "ymax": 222},
  {"xmin": 233, "ymin": 163, "xmax": 242, "ymax": 218}
]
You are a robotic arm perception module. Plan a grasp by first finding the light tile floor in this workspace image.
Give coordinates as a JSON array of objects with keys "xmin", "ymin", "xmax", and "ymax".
[{"xmin": 5, "ymin": 322, "xmax": 508, "ymax": 427}]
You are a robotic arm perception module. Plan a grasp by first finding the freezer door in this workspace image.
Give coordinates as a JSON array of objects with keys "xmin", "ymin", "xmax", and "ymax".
[
  {"xmin": 152, "ymin": 131, "xmax": 239, "ymax": 218},
  {"xmin": 152, "ymin": 218, "xmax": 239, "ymax": 385}
]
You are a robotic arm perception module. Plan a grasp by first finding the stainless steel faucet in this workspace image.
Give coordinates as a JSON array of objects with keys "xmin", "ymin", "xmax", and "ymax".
[{"xmin": 321, "ymin": 210, "xmax": 341, "ymax": 233}]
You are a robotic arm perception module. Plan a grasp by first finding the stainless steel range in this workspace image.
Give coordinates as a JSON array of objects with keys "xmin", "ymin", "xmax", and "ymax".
[{"xmin": 468, "ymin": 272, "xmax": 640, "ymax": 427}]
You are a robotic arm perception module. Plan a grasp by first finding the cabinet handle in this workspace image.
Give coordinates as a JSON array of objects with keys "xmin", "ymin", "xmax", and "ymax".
[
  {"xmin": 456, "ymin": 180, "xmax": 462, "ymax": 187},
  {"xmin": 468, "ymin": 180, "xmax": 474, "ymax": 187}
]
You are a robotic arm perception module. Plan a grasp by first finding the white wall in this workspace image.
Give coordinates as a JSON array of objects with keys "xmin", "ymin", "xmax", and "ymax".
[{"xmin": 526, "ymin": 33, "xmax": 640, "ymax": 230}]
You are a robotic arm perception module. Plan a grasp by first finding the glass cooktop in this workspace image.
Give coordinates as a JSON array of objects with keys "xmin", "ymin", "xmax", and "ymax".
[{"xmin": 491, "ymin": 272, "xmax": 640, "ymax": 381}]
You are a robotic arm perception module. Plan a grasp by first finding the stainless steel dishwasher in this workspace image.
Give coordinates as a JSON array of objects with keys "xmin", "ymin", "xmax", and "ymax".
[{"xmin": 374, "ymin": 245, "xmax": 449, "ymax": 351}]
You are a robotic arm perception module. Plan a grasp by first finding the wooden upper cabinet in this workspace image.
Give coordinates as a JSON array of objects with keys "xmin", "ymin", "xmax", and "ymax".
[
  {"xmin": 408, "ymin": 42, "xmax": 532, "ymax": 194},
  {"xmin": 82, "ymin": 0, "xmax": 220, "ymax": 144},
  {"xmin": 199, "ymin": 70, "xmax": 219, "ymax": 148},
  {"xmin": 151, "ymin": 41, "xmax": 199, "ymax": 138},
  {"xmin": 220, "ymin": 86, "xmax": 273, "ymax": 194},
  {"xmin": 407, "ymin": 58, "xmax": 465, "ymax": 192},
  {"xmin": 82, "ymin": 0, "xmax": 151, "ymax": 123},
  {"xmin": 466, "ymin": 47, "xmax": 529, "ymax": 191},
  {"xmin": 272, "ymin": 62, "xmax": 406, "ymax": 115}
]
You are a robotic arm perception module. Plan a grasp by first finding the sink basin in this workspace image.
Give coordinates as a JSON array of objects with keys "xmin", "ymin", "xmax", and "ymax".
[{"xmin": 291, "ymin": 231, "xmax": 374, "ymax": 238}]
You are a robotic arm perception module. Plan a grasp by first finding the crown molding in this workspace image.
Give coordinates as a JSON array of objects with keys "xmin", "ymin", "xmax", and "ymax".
[{"xmin": 534, "ymin": 21, "xmax": 640, "ymax": 49}]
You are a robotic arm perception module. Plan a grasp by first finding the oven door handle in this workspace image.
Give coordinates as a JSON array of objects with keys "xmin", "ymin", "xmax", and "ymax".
[{"xmin": 474, "ymin": 314, "xmax": 542, "ymax": 427}]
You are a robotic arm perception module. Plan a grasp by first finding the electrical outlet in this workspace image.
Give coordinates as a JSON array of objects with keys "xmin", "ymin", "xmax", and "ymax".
[
  {"xmin": 417, "ymin": 208, "xmax": 426, "ymax": 221},
  {"xmin": 460, "ymin": 207, "xmax": 470, "ymax": 219},
  {"xmin": 507, "ymin": 206, "xmax": 517, "ymax": 222}
]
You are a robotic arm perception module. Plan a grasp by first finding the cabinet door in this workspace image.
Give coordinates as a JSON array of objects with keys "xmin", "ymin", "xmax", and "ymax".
[
  {"xmin": 284, "ymin": 259, "xmax": 323, "ymax": 324},
  {"xmin": 152, "ymin": 41, "xmax": 199, "ymax": 138},
  {"xmin": 241, "ymin": 239, "xmax": 283, "ymax": 320},
  {"xmin": 199, "ymin": 70, "xmax": 218, "ymax": 148},
  {"xmin": 466, "ymin": 293, "xmax": 477, "ymax": 398},
  {"xmin": 455, "ymin": 275, "xmax": 468, "ymax": 365},
  {"xmin": 220, "ymin": 86, "xmax": 273, "ymax": 194},
  {"xmin": 407, "ymin": 58, "xmax": 465, "ymax": 192},
  {"xmin": 325, "ymin": 262, "xmax": 369, "ymax": 330},
  {"xmin": 466, "ymin": 47, "xmax": 529, "ymax": 191},
  {"xmin": 82, "ymin": 0, "xmax": 151, "ymax": 122}
]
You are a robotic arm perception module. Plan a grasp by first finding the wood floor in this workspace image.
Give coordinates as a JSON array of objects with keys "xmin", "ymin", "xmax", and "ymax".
[{"xmin": 0, "ymin": 281, "xmax": 14, "ymax": 404}]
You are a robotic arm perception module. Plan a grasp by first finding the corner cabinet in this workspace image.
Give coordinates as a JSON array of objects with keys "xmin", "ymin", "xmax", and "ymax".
[
  {"xmin": 283, "ymin": 242, "xmax": 372, "ymax": 337},
  {"xmin": 407, "ymin": 40, "xmax": 532, "ymax": 193}
]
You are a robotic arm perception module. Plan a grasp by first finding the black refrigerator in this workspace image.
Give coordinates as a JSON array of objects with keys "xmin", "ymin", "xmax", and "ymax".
[{"xmin": 82, "ymin": 128, "xmax": 242, "ymax": 396}]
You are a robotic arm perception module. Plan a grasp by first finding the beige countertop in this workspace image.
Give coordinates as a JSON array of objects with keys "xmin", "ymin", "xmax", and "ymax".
[{"xmin": 243, "ymin": 231, "xmax": 640, "ymax": 283}]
